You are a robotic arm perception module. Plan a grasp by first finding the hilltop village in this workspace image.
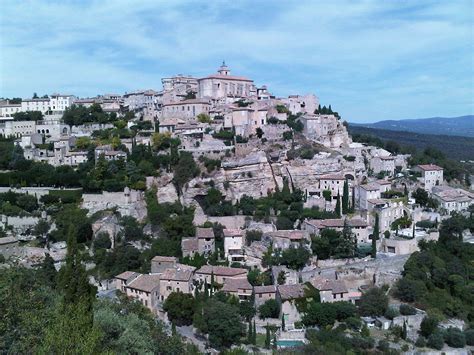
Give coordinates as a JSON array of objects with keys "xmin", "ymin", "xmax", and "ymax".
[{"xmin": 1, "ymin": 63, "xmax": 473, "ymax": 354}]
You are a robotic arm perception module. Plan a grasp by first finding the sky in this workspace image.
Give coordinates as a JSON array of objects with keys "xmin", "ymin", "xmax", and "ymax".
[{"xmin": 0, "ymin": 0, "xmax": 473, "ymax": 122}]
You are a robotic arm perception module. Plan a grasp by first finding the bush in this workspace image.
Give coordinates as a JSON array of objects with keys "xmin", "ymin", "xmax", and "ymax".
[
  {"xmin": 384, "ymin": 307, "xmax": 399, "ymax": 320},
  {"xmin": 427, "ymin": 331, "xmax": 444, "ymax": 350},
  {"xmin": 399, "ymin": 304, "xmax": 417, "ymax": 315},
  {"xmin": 464, "ymin": 329, "xmax": 474, "ymax": 346},
  {"xmin": 444, "ymin": 327, "xmax": 466, "ymax": 348},
  {"xmin": 377, "ymin": 339, "xmax": 389, "ymax": 352},
  {"xmin": 415, "ymin": 336, "xmax": 427, "ymax": 347},
  {"xmin": 420, "ymin": 316, "xmax": 439, "ymax": 337},
  {"xmin": 345, "ymin": 317, "xmax": 362, "ymax": 331}
]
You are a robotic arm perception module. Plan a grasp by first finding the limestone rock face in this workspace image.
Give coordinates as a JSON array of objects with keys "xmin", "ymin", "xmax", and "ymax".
[
  {"xmin": 82, "ymin": 189, "xmax": 147, "ymax": 222},
  {"xmin": 146, "ymin": 175, "xmax": 179, "ymax": 204},
  {"xmin": 180, "ymin": 151, "xmax": 278, "ymax": 205},
  {"xmin": 221, "ymin": 151, "xmax": 278, "ymax": 202}
]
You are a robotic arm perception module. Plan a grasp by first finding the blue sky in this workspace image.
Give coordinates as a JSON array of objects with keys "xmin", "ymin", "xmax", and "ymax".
[{"xmin": 0, "ymin": 0, "xmax": 473, "ymax": 122}]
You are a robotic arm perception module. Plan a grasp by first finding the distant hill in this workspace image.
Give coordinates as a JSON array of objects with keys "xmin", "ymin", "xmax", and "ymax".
[
  {"xmin": 348, "ymin": 125, "xmax": 474, "ymax": 161},
  {"xmin": 351, "ymin": 115, "xmax": 474, "ymax": 137}
]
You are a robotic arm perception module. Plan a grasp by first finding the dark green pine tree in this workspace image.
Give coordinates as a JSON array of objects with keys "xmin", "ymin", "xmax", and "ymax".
[
  {"xmin": 402, "ymin": 321, "xmax": 407, "ymax": 340},
  {"xmin": 371, "ymin": 213, "xmax": 380, "ymax": 259},
  {"xmin": 404, "ymin": 184, "xmax": 409, "ymax": 197},
  {"xmin": 342, "ymin": 179, "xmax": 349, "ymax": 214},
  {"xmin": 281, "ymin": 314, "xmax": 286, "ymax": 331},
  {"xmin": 335, "ymin": 192, "xmax": 341, "ymax": 218}
]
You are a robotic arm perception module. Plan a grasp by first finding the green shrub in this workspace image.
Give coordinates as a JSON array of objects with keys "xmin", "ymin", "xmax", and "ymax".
[
  {"xmin": 444, "ymin": 327, "xmax": 466, "ymax": 348},
  {"xmin": 399, "ymin": 304, "xmax": 417, "ymax": 315},
  {"xmin": 427, "ymin": 331, "xmax": 444, "ymax": 350}
]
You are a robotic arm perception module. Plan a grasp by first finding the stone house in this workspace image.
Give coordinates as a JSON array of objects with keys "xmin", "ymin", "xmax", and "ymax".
[
  {"xmin": 413, "ymin": 164, "xmax": 443, "ymax": 191},
  {"xmin": 367, "ymin": 199, "xmax": 405, "ymax": 233},
  {"xmin": 254, "ymin": 285, "xmax": 277, "ymax": 307},
  {"xmin": 194, "ymin": 265, "xmax": 248, "ymax": 285},
  {"xmin": 223, "ymin": 228, "xmax": 245, "ymax": 262},
  {"xmin": 263, "ymin": 230, "xmax": 310, "ymax": 250},
  {"xmin": 310, "ymin": 276, "xmax": 351, "ymax": 303},
  {"xmin": 221, "ymin": 277, "xmax": 253, "ymax": 302},
  {"xmin": 303, "ymin": 218, "xmax": 369, "ymax": 244},
  {"xmin": 124, "ymin": 274, "xmax": 161, "ymax": 312},
  {"xmin": 114, "ymin": 271, "xmax": 140, "ymax": 292},
  {"xmin": 158, "ymin": 267, "xmax": 195, "ymax": 302},
  {"xmin": 432, "ymin": 186, "xmax": 473, "ymax": 214},
  {"xmin": 277, "ymin": 284, "xmax": 308, "ymax": 329},
  {"xmin": 355, "ymin": 183, "xmax": 381, "ymax": 210},
  {"xmin": 181, "ymin": 227, "xmax": 215, "ymax": 257},
  {"xmin": 370, "ymin": 156, "xmax": 395, "ymax": 176},
  {"xmin": 151, "ymin": 256, "xmax": 177, "ymax": 274}
]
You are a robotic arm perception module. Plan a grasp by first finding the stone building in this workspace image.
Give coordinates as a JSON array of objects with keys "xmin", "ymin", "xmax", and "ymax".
[
  {"xmin": 151, "ymin": 256, "xmax": 177, "ymax": 274},
  {"xmin": 198, "ymin": 62, "xmax": 256, "ymax": 102},
  {"xmin": 413, "ymin": 164, "xmax": 444, "ymax": 191},
  {"xmin": 303, "ymin": 218, "xmax": 369, "ymax": 244},
  {"xmin": 158, "ymin": 267, "xmax": 194, "ymax": 302},
  {"xmin": 161, "ymin": 99, "xmax": 211, "ymax": 120},
  {"xmin": 194, "ymin": 265, "xmax": 248, "ymax": 285}
]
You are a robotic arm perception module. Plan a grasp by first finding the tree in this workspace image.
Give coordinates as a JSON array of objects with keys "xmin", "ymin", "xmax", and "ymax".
[
  {"xmin": 427, "ymin": 331, "xmax": 445, "ymax": 350},
  {"xmin": 412, "ymin": 188, "xmax": 429, "ymax": 206},
  {"xmin": 464, "ymin": 329, "xmax": 474, "ymax": 346},
  {"xmin": 420, "ymin": 316, "xmax": 439, "ymax": 337},
  {"xmin": 334, "ymin": 221, "xmax": 356, "ymax": 258},
  {"xmin": 358, "ymin": 287, "xmax": 388, "ymax": 317},
  {"xmin": 302, "ymin": 302, "xmax": 337, "ymax": 327},
  {"xmin": 41, "ymin": 253, "xmax": 57, "ymax": 287},
  {"xmin": 258, "ymin": 299, "xmax": 280, "ymax": 319},
  {"xmin": 163, "ymin": 292, "xmax": 196, "ymax": 326},
  {"xmin": 94, "ymin": 232, "xmax": 112, "ymax": 250},
  {"xmin": 335, "ymin": 193, "xmax": 341, "ymax": 217},
  {"xmin": 280, "ymin": 245, "xmax": 310, "ymax": 270},
  {"xmin": 173, "ymin": 152, "xmax": 199, "ymax": 194},
  {"xmin": 256, "ymin": 127, "xmax": 264, "ymax": 139},
  {"xmin": 265, "ymin": 324, "xmax": 271, "ymax": 349},
  {"xmin": 342, "ymin": 180, "xmax": 349, "ymax": 214},
  {"xmin": 371, "ymin": 213, "xmax": 379, "ymax": 259},
  {"xmin": 34, "ymin": 219, "xmax": 50, "ymax": 244},
  {"xmin": 444, "ymin": 327, "xmax": 466, "ymax": 348},
  {"xmin": 196, "ymin": 301, "xmax": 244, "ymax": 349},
  {"xmin": 197, "ymin": 113, "xmax": 211, "ymax": 123},
  {"xmin": 277, "ymin": 271, "xmax": 286, "ymax": 285}
]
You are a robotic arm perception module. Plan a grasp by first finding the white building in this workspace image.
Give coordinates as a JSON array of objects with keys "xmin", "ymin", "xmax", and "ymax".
[
  {"xmin": 414, "ymin": 164, "xmax": 444, "ymax": 191},
  {"xmin": 0, "ymin": 102, "xmax": 21, "ymax": 119},
  {"xmin": 223, "ymin": 229, "xmax": 245, "ymax": 262}
]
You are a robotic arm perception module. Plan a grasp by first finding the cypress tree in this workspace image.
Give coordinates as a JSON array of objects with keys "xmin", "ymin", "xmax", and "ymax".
[
  {"xmin": 282, "ymin": 314, "xmax": 286, "ymax": 331},
  {"xmin": 402, "ymin": 321, "xmax": 407, "ymax": 340},
  {"xmin": 342, "ymin": 179, "xmax": 349, "ymax": 214},
  {"xmin": 210, "ymin": 271, "xmax": 215, "ymax": 297},
  {"xmin": 351, "ymin": 186, "xmax": 355, "ymax": 212},
  {"xmin": 265, "ymin": 324, "xmax": 271, "ymax": 349},
  {"xmin": 247, "ymin": 321, "xmax": 253, "ymax": 343},
  {"xmin": 253, "ymin": 319, "xmax": 257, "ymax": 345},
  {"xmin": 371, "ymin": 213, "xmax": 379, "ymax": 259},
  {"xmin": 335, "ymin": 192, "xmax": 341, "ymax": 218}
]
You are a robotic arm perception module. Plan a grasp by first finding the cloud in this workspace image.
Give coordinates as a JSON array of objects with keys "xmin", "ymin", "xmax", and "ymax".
[{"xmin": 0, "ymin": 0, "xmax": 472, "ymax": 121}]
